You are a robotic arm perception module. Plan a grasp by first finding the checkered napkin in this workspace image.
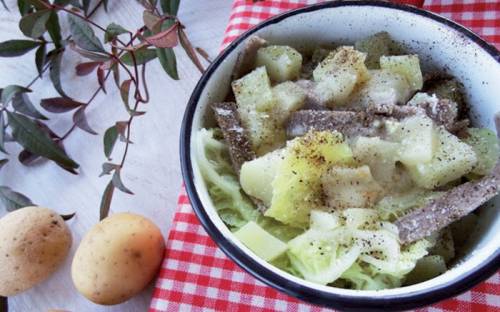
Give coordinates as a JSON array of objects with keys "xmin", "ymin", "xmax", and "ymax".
[{"xmin": 150, "ymin": 1, "xmax": 500, "ymax": 311}]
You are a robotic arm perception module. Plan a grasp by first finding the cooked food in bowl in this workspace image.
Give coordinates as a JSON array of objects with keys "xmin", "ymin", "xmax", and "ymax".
[{"xmin": 195, "ymin": 32, "xmax": 499, "ymax": 290}]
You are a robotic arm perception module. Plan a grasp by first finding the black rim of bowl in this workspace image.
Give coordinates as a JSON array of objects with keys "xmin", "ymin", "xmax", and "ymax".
[{"xmin": 180, "ymin": 1, "xmax": 500, "ymax": 311}]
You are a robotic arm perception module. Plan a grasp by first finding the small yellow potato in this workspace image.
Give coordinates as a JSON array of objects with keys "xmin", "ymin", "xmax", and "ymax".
[
  {"xmin": 71, "ymin": 212, "xmax": 165, "ymax": 305},
  {"xmin": 0, "ymin": 206, "xmax": 72, "ymax": 296}
]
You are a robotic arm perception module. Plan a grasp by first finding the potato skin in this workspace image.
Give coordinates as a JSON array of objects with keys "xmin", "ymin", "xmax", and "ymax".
[
  {"xmin": 0, "ymin": 206, "xmax": 72, "ymax": 296},
  {"xmin": 71, "ymin": 212, "xmax": 165, "ymax": 305}
]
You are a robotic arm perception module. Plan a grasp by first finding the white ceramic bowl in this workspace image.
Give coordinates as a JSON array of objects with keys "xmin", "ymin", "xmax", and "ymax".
[{"xmin": 180, "ymin": 1, "xmax": 500, "ymax": 310}]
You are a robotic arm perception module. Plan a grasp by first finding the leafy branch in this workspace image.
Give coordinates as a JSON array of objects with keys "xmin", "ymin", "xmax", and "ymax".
[{"xmin": 0, "ymin": 0, "xmax": 207, "ymax": 219}]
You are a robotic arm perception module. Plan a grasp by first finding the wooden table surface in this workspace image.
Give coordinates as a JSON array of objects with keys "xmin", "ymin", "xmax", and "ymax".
[{"xmin": 0, "ymin": 0, "xmax": 232, "ymax": 311}]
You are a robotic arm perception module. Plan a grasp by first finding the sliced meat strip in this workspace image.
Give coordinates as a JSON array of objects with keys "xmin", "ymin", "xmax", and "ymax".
[
  {"xmin": 231, "ymin": 36, "xmax": 268, "ymax": 81},
  {"xmin": 368, "ymin": 99, "xmax": 468, "ymax": 134},
  {"xmin": 212, "ymin": 102, "xmax": 268, "ymax": 213},
  {"xmin": 286, "ymin": 110, "xmax": 384, "ymax": 138},
  {"xmin": 366, "ymin": 103, "xmax": 418, "ymax": 119},
  {"xmin": 212, "ymin": 102, "xmax": 255, "ymax": 173},
  {"xmin": 396, "ymin": 162, "xmax": 500, "ymax": 244},
  {"xmin": 417, "ymin": 98, "xmax": 469, "ymax": 133}
]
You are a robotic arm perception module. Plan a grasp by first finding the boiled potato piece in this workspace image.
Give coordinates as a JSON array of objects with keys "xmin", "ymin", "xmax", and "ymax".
[
  {"xmin": 234, "ymin": 221, "xmax": 288, "ymax": 261},
  {"xmin": 380, "ymin": 55, "xmax": 423, "ymax": 91},
  {"xmin": 464, "ymin": 128, "xmax": 499, "ymax": 176},
  {"xmin": 355, "ymin": 31, "xmax": 393, "ymax": 69},
  {"xmin": 233, "ymin": 67, "xmax": 285, "ymax": 155},
  {"xmin": 350, "ymin": 69, "xmax": 412, "ymax": 108},
  {"xmin": 256, "ymin": 45, "xmax": 302, "ymax": 82},
  {"xmin": 397, "ymin": 115, "xmax": 438, "ymax": 166},
  {"xmin": 240, "ymin": 149, "xmax": 284, "ymax": 206},
  {"xmin": 322, "ymin": 165, "xmax": 384, "ymax": 209},
  {"xmin": 72, "ymin": 213, "xmax": 165, "ymax": 305},
  {"xmin": 272, "ymin": 81, "xmax": 306, "ymax": 123},
  {"xmin": 242, "ymin": 111, "xmax": 285, "ymax": 156},
  {"xmin": 232, "ymin": 66, "xmax": 275, "ymax": 112},
  {"xmin": 265, "ymin": 131, "xmax": 353, "ymax": 228},
  {"xmin": 0, "ymin": 207, "xmax": 72, "ymax": 296},
  {"xmin": 352, "ymin": 136, "xmax": 400, "ymax": 186},
  {"xmin": 313, "ymin": 46, "xmax": 369, "ymax": 83},
  {"xmin": 314, "ymin": 67, "xmax": 358, "ymax": 107},
  {"xmin": 406, "ymin": 127, "xmax": 477, "ymax": 189}
]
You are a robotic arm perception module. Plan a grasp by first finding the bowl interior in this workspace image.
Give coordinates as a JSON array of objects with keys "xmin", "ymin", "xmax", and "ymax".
[{"xmin": 185, "ymin": 1, "xmax": 500, "ymax": 300}]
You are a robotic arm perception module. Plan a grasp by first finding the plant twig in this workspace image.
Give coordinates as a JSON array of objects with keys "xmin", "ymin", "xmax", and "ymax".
[
  {"xmin": 23, "ymin": 0, "xmax": 107, "ymax": 89},
  {"xmin": 60, "ymin": 70, "xmax": 111, "ymax": 140}
]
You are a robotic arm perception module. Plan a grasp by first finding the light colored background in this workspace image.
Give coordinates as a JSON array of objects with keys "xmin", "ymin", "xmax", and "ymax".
[{"xmin": 0, "ymin": 0, "xmax": 233, "ymax": 311}]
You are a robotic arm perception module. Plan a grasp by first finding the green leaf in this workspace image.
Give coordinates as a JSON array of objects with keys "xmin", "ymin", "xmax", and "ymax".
[
  {"xmin": 35, "ymin": 43, "xmax": 46, "ymax": 77},
  {"xmin": 49, "ymin": 51, "xmax": 69, "ymax": 98},
  {"xmin": 99, "ymin": 180, "xmax": 114, "ymax": 220},
  {"xmin": 22, "ymin": 0, "xmax": 47, "ymax": 10},
  {"xmin": 47, "ymin": 11, "xmax": 62, "ymax": 48},
  {"xmin": 7, "ymin": 111, "xmax": 79, "ymax": 169},
  {"xmin": 60, "ymin": 212, "xmax": 76, "ymax": 220},
  {"xmin": 82, "ymin": 0, "xmax": 91, "ymax": 15},
  {"xmin": 19, "ymin": 9, "xmax": 51, "ymax": 39},
  {"xmin": 17, "ymin": 0, "xmax": 30, "ymax": 16},
  {"xmin": 0, "ymin": 113, "xmax": 6, "ymax": 154},
  {"xmin": 143, "ymin": 11, "xmax": 161, "ymax": 33},
  {"xmin": 157, "ymin": 47, "xmax": 178, "ymax": 80},
  {"xmin": 160, "ymin": 0, "xmax": 180, "ymax": 16},
  {"xmin": 0, "ymin": 185, "xmax": 34, "ymax": 212},
  {"xmin": 120, "ymin": 47, "xmax": 157, "ymax": 66},
  {"xmin": 112, "ymin": 169, "xmax": 133, "ymax": 194},
  {"xmin": 12, "ymin": 93, "xmax": 48, "ymax": 120},
  {"xmin": 1, "ymin": 85, "xmax": 31, "ymax": 104},
  {"xmin": 67, "ymin": 14, "xmax": 105, "ymax": 53},
  {"xmin": 41, "ymin": 97, "xmax": 84, "ymax": 113},
  {"xmin": 104, "ymin": 22, "xmax": 128, "ymax": 43},
  {"xmin": 0, "ymin": 159, "xmax": 8, "ymax": 170},
  {"xmin": 70, "ymin": 42, "xmax": 109, "ymax": 61},
  {"xmin": 120, "ymin": 79, "xmax": 131, "ymax": 109},
  {"xmin": 0, "ymin": 40, "xmax": 40, "ymax": 57},
  {"xmin": 99, "ymin": 162, "xmax": 118, "ymax": 177},
  {"xmin": 103, "ymin": 125, "xmax": 118, "ymax": 159},
  {"xmin": 54, "ymin": 0, "xmax": 74, "ymax": 5}
]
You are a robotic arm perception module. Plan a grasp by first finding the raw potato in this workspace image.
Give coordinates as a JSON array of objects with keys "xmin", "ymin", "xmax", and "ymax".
[
  {"xmin": 0, "ymin": 206, "xmax": 72, "ymax": 296},
  {"xmin": 71, "ymin": 213, "xmax": 165, "ymax": 305}
]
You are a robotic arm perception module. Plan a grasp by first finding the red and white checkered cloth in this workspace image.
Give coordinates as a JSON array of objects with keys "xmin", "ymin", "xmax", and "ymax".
[{"xmin": 150, "ymin": 1, "xmax": 500, "ymax": 311}]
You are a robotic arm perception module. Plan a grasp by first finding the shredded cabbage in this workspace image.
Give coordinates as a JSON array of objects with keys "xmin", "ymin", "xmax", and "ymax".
[
  {"xmin": 196, "ymin": 128, "xmax": 302, "ymax": 240},
  {"xmin": 196, "ymin": 128, "xmax": 259, "ymax": 228},
  {"xmin": 197, "ymin": 128, "xmax": 434, "ymax": 290},
  {"xmin": 287, "ymin": 209, "xmax": 434, "ymax": 288}
]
